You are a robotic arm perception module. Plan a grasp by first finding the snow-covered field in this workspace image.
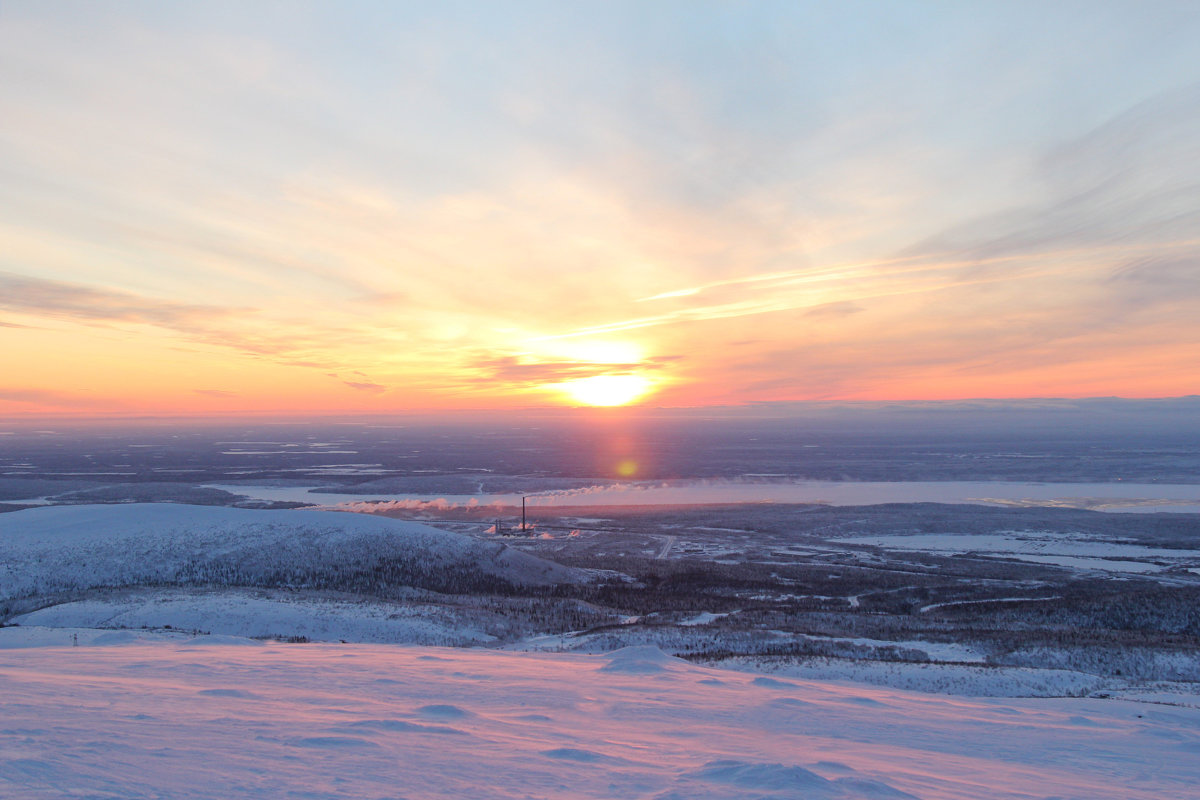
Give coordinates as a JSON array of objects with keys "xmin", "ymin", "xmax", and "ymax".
[{"xmin": 2, "ymin": 635, "xmax": 1196, "ymax": 800}]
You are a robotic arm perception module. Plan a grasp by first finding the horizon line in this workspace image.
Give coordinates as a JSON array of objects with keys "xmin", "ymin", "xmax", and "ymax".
[{"xmin": 3, "ymin": 394, "xmax": 1199, "ymax": 425}]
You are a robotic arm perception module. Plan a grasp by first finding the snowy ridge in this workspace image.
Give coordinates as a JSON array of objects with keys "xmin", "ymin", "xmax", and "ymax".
[{"xmin": 0, "ymin": 504, "xmax": 582, "ymax": 605}]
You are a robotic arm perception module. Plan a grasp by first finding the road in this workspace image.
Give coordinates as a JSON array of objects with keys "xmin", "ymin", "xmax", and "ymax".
[{"xmin": 655, "ymin": 535, "xmax": 677, "ymax": 559}]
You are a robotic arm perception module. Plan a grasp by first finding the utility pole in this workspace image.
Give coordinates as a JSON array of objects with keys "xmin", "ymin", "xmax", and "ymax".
[{"xmin": 521, "ymin": 496, "xmax": 527, "ymax": 532}]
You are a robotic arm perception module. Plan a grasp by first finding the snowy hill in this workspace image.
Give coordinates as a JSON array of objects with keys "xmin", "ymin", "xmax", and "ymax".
[
  {"xmin": 0, "ymin": 636, "xmax": 1195, "ymax": 800},
  {"xmin": 0, "ymin": 504, "xmax": 583, "ymax": 611}
]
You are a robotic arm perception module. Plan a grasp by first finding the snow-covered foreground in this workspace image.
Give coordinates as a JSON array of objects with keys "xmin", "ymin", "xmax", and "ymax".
[{"xmin": 2, "ymin": 636, "xmax": 1196, "ymax": 800}]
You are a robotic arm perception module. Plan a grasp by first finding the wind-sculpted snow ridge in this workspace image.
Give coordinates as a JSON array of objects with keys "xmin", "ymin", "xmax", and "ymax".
[
  {"xmin": 0, "ymin": 504, "xmax": 584, "ymax": 607},
  {"xmin": 0, "ymin": 636, "xmax": 1195, "ymax": 799}
]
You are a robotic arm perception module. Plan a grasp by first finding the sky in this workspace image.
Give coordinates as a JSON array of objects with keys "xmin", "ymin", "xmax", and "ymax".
[{"xmin": 2, "ymin": 1, "xmax": 1199, "ymax": 416}]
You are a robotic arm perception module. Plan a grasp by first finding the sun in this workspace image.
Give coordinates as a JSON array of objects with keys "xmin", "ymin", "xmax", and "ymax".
[{"xmin": 560, "ymin": 374, "xmax": 652, "ymax": 407}]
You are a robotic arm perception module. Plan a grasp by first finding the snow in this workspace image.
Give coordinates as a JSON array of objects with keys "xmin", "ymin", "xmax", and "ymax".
[
  {"xmin": 1001, "ymin": 554, "xmax": 1165, "ymax": 573},
  {"xmin": 717, "ymin": 656, "xmax": 1111, "ymax": 698},
  {"xmin": 0, "ymin": 504, "xmax": 582, "ymax": 600},
  {"xmin": 1, "ymin": 636, "xmax": 1195, "ymax": 800},
  {"xmin": 598, "ymin": 644, "xmax": 684, "ymax": 674},
  {"xmin": 834, "ymin": 530, "xmax": 1200, "ymax": 575},
  {"xmin": 0, "ymin": 625, "xmax": 194, "ymax": 649},
  {"xmin": 204, "ymin": 479, "xmax": 1200, "ymax": 513},
  {"xmin": 679, "ymin": 611, "xmax": 734, "ymax": 626},
  {"xmin": 10, "ymin": 589, "xmax": 496, "ymax": 646},
  {"xmin": 836, "ymin": 531, "xmax": 1200, "ymax": 561},
  {"xmin": 800, "ymin": 635, "xmax": 986, "ymax": 664}
]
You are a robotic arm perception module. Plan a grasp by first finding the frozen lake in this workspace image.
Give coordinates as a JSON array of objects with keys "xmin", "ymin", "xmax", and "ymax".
[{"xmin": 205, "ymin": 479, "xmax": 1200, "ymax": 514}]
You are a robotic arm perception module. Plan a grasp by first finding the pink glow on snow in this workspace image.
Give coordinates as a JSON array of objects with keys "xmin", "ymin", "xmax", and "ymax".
[{"xmin": 0, "ymin": 638, "xmax": 1192, "ymax": 800}]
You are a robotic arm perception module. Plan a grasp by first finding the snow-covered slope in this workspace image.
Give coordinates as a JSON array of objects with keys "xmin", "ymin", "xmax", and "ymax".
[
  {"xmin": 9, "ymin": 588, "xmax": 499, "ymax": 645},
  {"xmin": 0, "ymin": 504, "xmax": 581, "ymax": 605},
  {"xmin": 0, "ymin": 636, "xmax": 1195, "ymax": 800}
]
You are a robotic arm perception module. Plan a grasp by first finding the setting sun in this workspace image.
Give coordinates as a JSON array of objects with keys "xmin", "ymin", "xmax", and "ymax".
[{"xmin": 559, "ymin": 374, "xmax": 652, "ymax": 407}]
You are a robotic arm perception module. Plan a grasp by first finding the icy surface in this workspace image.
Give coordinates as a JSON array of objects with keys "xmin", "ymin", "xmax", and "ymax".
[
  {"xmin": 0, "ymin": 637, "xmax": 1194, "ymax": 800},
  {"xmin": 835, "ymin": 530, "xmax": 1200, "ymax": 575},
  {"xmin": 206, "ymin": 479, "xmax": 1200, "ymax": 513}
]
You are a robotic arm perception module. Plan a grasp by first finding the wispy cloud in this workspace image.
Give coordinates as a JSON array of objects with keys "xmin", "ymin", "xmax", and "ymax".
[
  {"xmin": 1107, "ymin": 255, "xmax": 1200, "ymax": 297},
  {"xmin": 907, "ymin": 84, "xmax": 1200, "ymax": 266},
  {"xmin": 343, "ymin": 380, "xmax": 387, "ymax": 394},
  {"xmin": 803, "ymin": 301, "xmax": 863, "ymax": 320},
  {"xmin": 0, "ymin": 271, "xmax": 385, "ymax": 373},
  {"xmin": 467, "ymin": 355, "xmax": 680, "ymax": 388},
  {"xmin": 0, "ymin": 271, "xmax": 240, "ymax": 328}
]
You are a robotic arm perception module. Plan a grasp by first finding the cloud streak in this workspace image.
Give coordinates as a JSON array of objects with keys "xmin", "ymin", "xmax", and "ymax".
[
  {"xmin": 0, "ymin": 271, "xmax": 397, "ymax": 377},
  {"xmin": 0, "ymin": 271, "xmax": 240, "ymax": 329},
  {"xmin": 464, "ymin": 355, "xmax": 682, "ymax": 390},
  {"xmin": 343, "ymin": 381, "xmax": 387, "ymax": 394}
]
